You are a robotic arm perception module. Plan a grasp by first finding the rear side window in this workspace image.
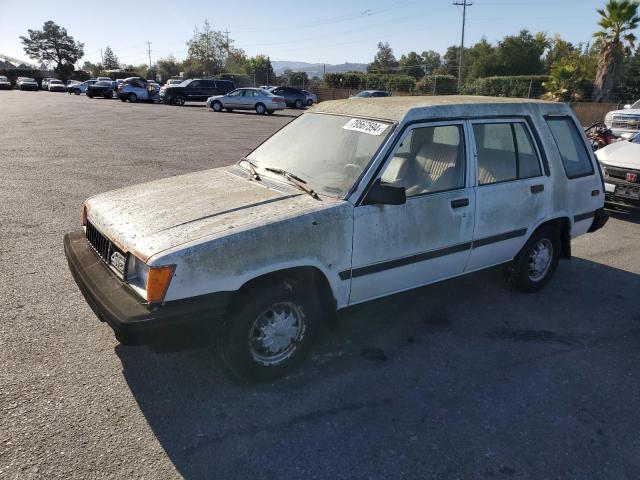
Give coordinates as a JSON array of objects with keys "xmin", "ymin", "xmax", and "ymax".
[
  {"xmin": 545, "ymin": 117, "xmax": 594, "ymax": 179},
  {"xmin": 473, "ymin": 122, "xmax": 542, "ymax": 185}
]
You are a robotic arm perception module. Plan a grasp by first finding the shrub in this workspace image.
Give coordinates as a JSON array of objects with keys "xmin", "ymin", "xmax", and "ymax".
[
  {"xmin": 461, "ymin": 75, "xmax": 549, "ymax": 98},
  {"xmin": 415, "ymin": 75, "xmax": 458, "ymax": 95},
  {"xmin": 323, "ymin": 72, "xmax": 416, "ymax": 92}
]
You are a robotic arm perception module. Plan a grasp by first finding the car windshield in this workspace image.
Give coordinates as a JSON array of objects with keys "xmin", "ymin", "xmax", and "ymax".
[
  {"xmin": 247, "ymin": 113, "xmax": 393, "ymax": 198},
  {"xmin": 50, "ymin": 80, "xmax": 63, "ymax": 84},
  {"xmin": 354, "ymin": 91, "xmax": 372, "ymax": 97},
  {"xmin": 96, "ymin": 81, "xmax": 111, "ymax": 86},
  {"xmin": 25, "ymin": 78, "xmax": 35, "ymax": 82}
]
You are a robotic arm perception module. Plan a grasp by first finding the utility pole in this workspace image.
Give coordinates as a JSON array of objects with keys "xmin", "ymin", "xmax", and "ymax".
[
  {"xmin": 267, "ymin": 56, "xmax": 270, "ymax": 85},
  {"xmin": 453, "ymin": 0, "xmax": 472, "ymax": 90},
  {"xmin": 146, "ymin": 41, "xmax": 152, "ymax": 71}
]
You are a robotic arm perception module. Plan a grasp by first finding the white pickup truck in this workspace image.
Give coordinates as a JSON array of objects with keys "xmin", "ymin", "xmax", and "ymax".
[{"xmin": 65, "ymin": 96, "xmax": 608, "ymax": 380}]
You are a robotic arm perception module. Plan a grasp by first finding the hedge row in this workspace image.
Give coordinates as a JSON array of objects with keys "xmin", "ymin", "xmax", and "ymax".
[
  {"xmin": 461, "ymin": 75, "xmax": 549, "ymax": 98},
  {"xmin": 415, "ymin": 75, "xmax": 458, "ymax": 95},
  {"xmin": 324, "ymin": 72, "xmax": 416, "ymax": 92}
]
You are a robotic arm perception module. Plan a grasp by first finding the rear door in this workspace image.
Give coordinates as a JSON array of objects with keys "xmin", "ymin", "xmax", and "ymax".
[
  {"xmin": 466, "ymin": 119, "xmax": 549, "ymax": 271},
  {"xmin": 544, "ymin": 115, "xmax": 604, "ymax": 236},
  {"xmin": 200, "ymin": 80, "xmax": 217, "ymax": 97},
  {"xmin": 185, "ymin": 80, "xmax": 202, "ymax": 99}
]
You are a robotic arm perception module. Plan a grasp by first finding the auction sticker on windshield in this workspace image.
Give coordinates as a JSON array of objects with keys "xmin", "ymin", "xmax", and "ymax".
[{"xmin": 343, "ymin": 118, "xmax": 389, "ymax": 136}]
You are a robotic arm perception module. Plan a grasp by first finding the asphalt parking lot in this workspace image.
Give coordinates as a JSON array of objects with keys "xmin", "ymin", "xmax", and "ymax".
[{"xmin": 1, "ymin": 90, "xmax": 640, "ymax": 479}]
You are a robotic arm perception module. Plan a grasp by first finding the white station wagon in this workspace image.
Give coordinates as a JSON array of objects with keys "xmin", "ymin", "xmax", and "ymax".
[{"xmin": 64, "ymin": 96, "xmax": 608, "ymax": 380}]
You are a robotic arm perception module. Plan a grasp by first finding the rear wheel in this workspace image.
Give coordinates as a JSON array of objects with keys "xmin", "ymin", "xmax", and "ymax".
[
  {"xmin": 128, "ymin": 93, "xmax": 137, "ymax": 103},
  {"xmin": 295, "ymin": 99, "xmax": 304, "ymax": 109},
  {"xmin": 211, "ymin": 101, "xmax": 223, "ymax": 112},
  {"xmin": 173, "ymin": 94, "xmax": 185, "ymax": 106},
  {"xmin": 73, "ymin": 88, "xmax": 81, "ymax": 95},
  {"xmin": 255, "ymin": 103, "xmax": 266, "ymax": 115},
  {"xmin": 506, "ymin": 225, "xmax": 560, "ymax": 292},
  {"xmin": 220, "ymin": 280, "xmax": 321, "ymax": 381},
  {"xmin": 266, "ymin": 110, "xmax": 275, "ymax": 115},
  {"xmin": 306, "ymin": 99, "xmax": 313, "ymax": 106},
  {"xmin": 87, "ymin": 93, "xmax": 94, "ymax": 98}
]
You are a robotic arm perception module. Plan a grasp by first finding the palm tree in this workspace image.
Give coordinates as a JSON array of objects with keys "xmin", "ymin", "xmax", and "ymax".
[{"xmin": 593, "ymin": 0, "xmax": 640, "ymax": 101}]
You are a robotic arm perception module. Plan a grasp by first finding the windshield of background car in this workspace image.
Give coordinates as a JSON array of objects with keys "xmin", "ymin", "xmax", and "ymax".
[
  {"xmin": 354, "ymin": 91, "xmax": 371, "ymax": 97},
  {"xmin": 96, "ymin": 81, "xmax": 111, "ymax": 86},
  {"xmin": 247, "ymin": 113, "xmax": 393, "ymax": 198}
]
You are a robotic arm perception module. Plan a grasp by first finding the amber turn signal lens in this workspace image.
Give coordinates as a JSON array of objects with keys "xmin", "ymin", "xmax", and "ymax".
[{"xmin": 146, "ymin": 265, "xmax": 176, "ymax": 304}]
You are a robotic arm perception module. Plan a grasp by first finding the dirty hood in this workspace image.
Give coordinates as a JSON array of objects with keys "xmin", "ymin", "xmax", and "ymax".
[
  {"xmin": 596, "ymin": 140, "xmax": 640, "ymax": 170},
  {"xmin": 86, "ymin": 166, "xmax": 340, "ymax": 262}
]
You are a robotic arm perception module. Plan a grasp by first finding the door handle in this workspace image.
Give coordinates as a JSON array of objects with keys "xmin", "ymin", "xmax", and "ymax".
[
  {"xmin": 531, "ymin": 184, "xmax": 545, "ymax": 194},
  {"xmin": 451, "ymin": 198, "xmax": 469, "ymax": 209}
]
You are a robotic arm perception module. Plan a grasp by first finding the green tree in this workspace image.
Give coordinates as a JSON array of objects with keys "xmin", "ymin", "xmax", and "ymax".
[
  {"xmin": 20, "ymin": 21, "xmax": 84, "ymax": 78},
  {"xmin": 225, "ymin": 48, "xmax": 248, "ymax": 74},
  {"xmin": 494, "ymin": 30, "xmax": 549, "ymax": 76},
  {"xmin": 421, "ymin": 50, "xmax": 442, "ymax": 74},
  {"xmin": 244, "ymin": 55, "xmax": 275, "ymax": 85},
  {"xmin": 399, "ymin": 51, "xmax": 424, "ymax": 79},
  {"xmin": 103, "ymin": 46, "xmax": 119, "ymax": 69},
  {"xmin": 544, "ymin": 35, "xmax": 576, "ymax": 72},
  {"xmin": 157, "ymin": 55, "xmax": 181, "ymax": 79},
  {"xmin": 82, "ymin": 61, "xmax": 102, "ymax": 76},
  {"xmin": 593, "ymin": 0, "xmax": 640, "ymax": 101},
  {"xmin": 186, "ymin": 20, "xmax": 228, "ymax": 75},
  {"xmin": 368, "ymin": 42, "xmax": 399, "ymax": 74}
]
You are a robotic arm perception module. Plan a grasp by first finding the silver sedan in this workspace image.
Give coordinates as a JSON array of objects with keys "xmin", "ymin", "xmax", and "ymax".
[{"xmin": 206, "ymin": 88, "xmax": 286, "ymax": 115}]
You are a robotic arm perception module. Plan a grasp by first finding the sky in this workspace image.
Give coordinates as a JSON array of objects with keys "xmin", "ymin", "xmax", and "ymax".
[{"xmin": 0, "ymin": 0, "xmax": 608, "ymax": 67}]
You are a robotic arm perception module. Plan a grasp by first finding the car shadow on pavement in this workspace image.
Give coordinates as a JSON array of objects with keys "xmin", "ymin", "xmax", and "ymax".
[
  {"xmin": 116, "ymin": 258, "xmax": 640, "ymax": 479},
  {"xmin": 606, "ymin": 206, "xmax": 640, "ymax": 224}
]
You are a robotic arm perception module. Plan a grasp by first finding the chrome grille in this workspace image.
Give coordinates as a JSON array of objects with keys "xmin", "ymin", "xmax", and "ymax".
[
  {"xmin": 605, "ymin": 165, "xmax": 640, "ymax": 182},
  {"xmin": 611, "ymin": 115, "xmax": 640, "ymax": 130}
]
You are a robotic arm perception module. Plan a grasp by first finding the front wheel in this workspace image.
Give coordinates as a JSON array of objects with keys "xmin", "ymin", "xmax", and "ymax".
[
  {"xmin": 306, "ymin": 99, "xmax": 313, "ymax": 106},
  {"xmin": 87, "ymin": 93, "xmax": 94, "ymax": 98},
  {"xmin": 255, "ymin": 103, "xmax": 266, "ymax": 115},
  {"xmin": 294, "ymin": 99, "xmax": 304, "ymax": 109},
  {"xmin": 211, "ymin": 100, "xmax": 223, "ymax": 112},
  {"xmin": 220, "ymin": 281, "xmax": 320, "ymax": 381},
  {"xmin": 506, "ymin": 225, "xmax": 560, "ymax": 292},
  {"xmin": 173, "ymin": 94, "xmax": 185, "ymax": 106},
  {"xmin": 128, "ymin": 93, "xmax": 138, "ymax": 103},
  {"xmin": 73, "ymin": 88, "xmax": 81, "ymax": 95}
]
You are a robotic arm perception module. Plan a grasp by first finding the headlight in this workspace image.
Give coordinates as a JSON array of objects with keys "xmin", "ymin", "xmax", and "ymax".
[
  {"xmin": 605, "ymin": 112, "xmax": 614, "ymax": 125},
  {"xmin": 126, "ymin": 255, "xmax": 175, "ymax": 304}
]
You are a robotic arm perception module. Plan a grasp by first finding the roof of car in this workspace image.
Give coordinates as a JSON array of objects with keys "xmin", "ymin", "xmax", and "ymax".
[{"xmin": 310, "ymin": 95, "xmax": 560, "ymax": 122}]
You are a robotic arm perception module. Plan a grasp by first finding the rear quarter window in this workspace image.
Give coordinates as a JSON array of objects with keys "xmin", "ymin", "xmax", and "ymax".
[{"xmin": 545, "ymin": 116, "xmax": 594, "ymax": 179}]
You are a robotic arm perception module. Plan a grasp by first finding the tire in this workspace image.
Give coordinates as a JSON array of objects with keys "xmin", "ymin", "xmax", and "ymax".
[
  {"xmin": 220, "ymin": 280, "xmax": 321, "ymax": 381},
  {"xmin": 173, "ymin": 95, "xmax": 185, "ymax": 106},
  {"xmin": 73, "ymin": 88, "xmax": 81, "ymax": 95},
  {"xmin": 266, "ymin": 110, "xmax": 275, "ymax": 115},
  {"xmin": 104, "ymin": 93, "xmax": 113, "ymax": 99},
  {"xmin": 255, "ymin": 103, "xmax": 266, "ymax": 115},
  {"xmin": 87, "ymin": 93, "xmax": 94, "ymax": 98},
  {"xmin": 307, "ymin": 99, "xmax": 313, "ymax": 106},
  {"xmin": 128, "ymin": 93, "xmax": 137, "ymax": 103},
  {"xmin": 506, "ymin": 225, "xmax": 560, "ymax": 292},
  {"xmin": 295, "ymin": 99, "xmax": 304, "ymax": 109},
  {"xmin": 211, "ymin": 101, "xmax": 223, "ymax": 112},
  {"xmin": 120, "ymin": 97, "xmax": 127, "ymax": 102}
]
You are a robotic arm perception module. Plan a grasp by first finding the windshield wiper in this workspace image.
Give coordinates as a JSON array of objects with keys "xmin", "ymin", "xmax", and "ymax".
[
  {"xmin": 265, "ymin": 167, "xmax": 319, "ymax": 199},
  {"xmin": 239, "ymin": 157, "xmax": 260, "ymax": 181}
]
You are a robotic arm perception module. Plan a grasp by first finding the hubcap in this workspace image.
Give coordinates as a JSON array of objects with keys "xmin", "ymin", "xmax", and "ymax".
[
  {"xmin": 528, "ymin": 238, "xmax": 553, "ymax": 282},
  {"xmin": 249, "ymin": 302, "xmax": 305, "ymax": 366},
  {"xmin": 176, "ymin": 97, "xmax": 184, "ymax": 105},
  {"xmin": 213, "ymin": 102, "xmax": 221, "ymax": 111},
  {"xmin": 257, "ymin": 105, "xmax": 265, "ymax": 114}
]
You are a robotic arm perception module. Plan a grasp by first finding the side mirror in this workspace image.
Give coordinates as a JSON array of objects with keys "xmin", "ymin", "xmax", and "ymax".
[
  {"xmin": 363, "ymin": 179, "xmax": 406, "ymax": 206},
  {"xmin": 624, "ymin": 104, "xmax": 632, "ymax": 109}
]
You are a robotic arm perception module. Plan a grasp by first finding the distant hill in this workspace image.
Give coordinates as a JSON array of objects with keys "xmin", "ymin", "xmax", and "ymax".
[{"xmin": 272, "ymin": 61, "xmax": 368, "ymax": 78}]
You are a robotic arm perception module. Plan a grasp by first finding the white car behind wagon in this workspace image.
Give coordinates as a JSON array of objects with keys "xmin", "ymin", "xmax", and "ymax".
[{"xmin": 64, "ymin": 96, "xmax": 608, "ymax": 381}]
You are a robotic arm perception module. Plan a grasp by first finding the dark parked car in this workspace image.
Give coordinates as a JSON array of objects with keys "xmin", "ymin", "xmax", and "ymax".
[
  {"xmin": 352, "ymin": 90, "xmax": 390, "ymax": 98},
  {"xmin": 267, "ymin": 86, "xmax": 307, "ymax": 109},
  {"xmin": 86, "ymin": 81, "xmax": 114, "ymax": 99},
  {"xmin": 159, "ymin": 78, "xmax": 235, "ymax": 106}
]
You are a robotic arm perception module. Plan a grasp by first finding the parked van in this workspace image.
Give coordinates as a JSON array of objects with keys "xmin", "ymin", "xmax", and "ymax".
[{"xmin": 64, "ymin": 96, "xmax": 608, "ymax": 380}]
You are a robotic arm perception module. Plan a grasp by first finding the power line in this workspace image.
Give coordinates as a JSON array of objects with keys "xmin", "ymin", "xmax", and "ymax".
[{"xmin": 453, "ymin": 0, "xmax": 473, "ymax": 89}]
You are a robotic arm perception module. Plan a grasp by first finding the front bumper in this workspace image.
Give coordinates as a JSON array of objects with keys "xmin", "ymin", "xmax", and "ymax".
[
  {"xmin": 603, "ymin": 176, "xmax": 640, "ymax": 208},
  {"xmin": 64, "ymin": 230, "xmax": 232, "ymax": 345}
]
